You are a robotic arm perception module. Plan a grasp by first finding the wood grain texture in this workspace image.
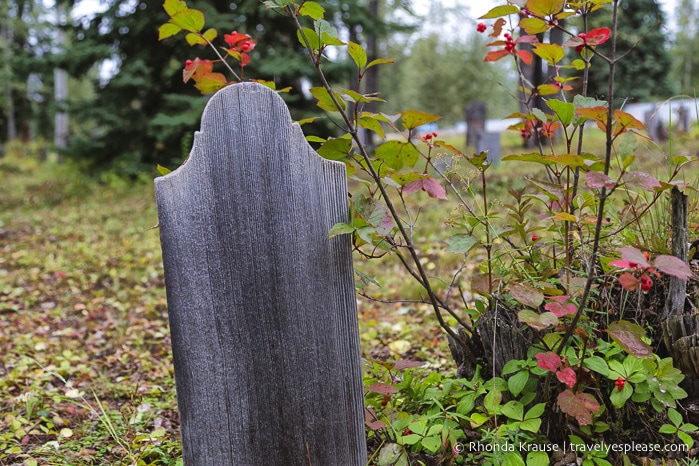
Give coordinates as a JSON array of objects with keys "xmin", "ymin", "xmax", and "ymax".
[{"xmin": 155, "ymin": 82, "xmax": 366, "ymax": 465}]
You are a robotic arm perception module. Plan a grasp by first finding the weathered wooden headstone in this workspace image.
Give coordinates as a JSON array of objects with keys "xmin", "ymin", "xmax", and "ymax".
[
  {"xmin": 155, "ymin": 82, "xmax": 367, "ymax": 465},
  {"xmin": 644, "ymin": 107, "xmax": 669, "ymax": 142},
  {"xmin": 466, "ymin": 101, "xmax": 486, "ymax": 148},
  {"xmin": 476, "ymin": 132, "xmax": 501, "ymax": 163},
  {"xmin": 677, "ymin": 106, "xmax": 690, "ymax": 134}
]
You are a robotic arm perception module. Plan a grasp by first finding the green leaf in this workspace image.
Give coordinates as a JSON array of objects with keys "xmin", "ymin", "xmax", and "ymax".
[
  {"xmin": 299, "ymin": 1, "xmax": 325, "ymax": 19},
  {"xmin": 359, "ymin": 115, "xmax": 386, "ymax": 139},
  {"xmin": 609, "ymin": 381, "xmax": 632, "ymax": 408},
  {"xmin": 297, "ymin": 27, "xmax": 320, "ymax": 50},
  {"xmin": 170, "ymin": 9, "xmax": 205, "ymax": 33},
  {"xmin": 525, "ymin": 403, "xmax": 546, "ymax": 420},
  {"xmin": 163, "ymin": 0, "xmax": 187, "ymax": 16},
  {"xmin": 328, "ymin": 223, "xmax": 355, "ymax": 239},
  {"xmin": 158, "ymin": 23, "xmax": 182, "ymax": 40},
  {"xmin": 399, "ymin": 110, "xmax": 441, "ymax": 130},
  {"xmin": 546, "ymin": 99, "xmax": 575, "ymax": 126},
  {"xmin": 479, "ymin": 4, "xmax": 520, "ymax": 18},
  {"xmin": 348, "ymin": 41, "xmax": 367, "ymax": 68},
  {"xmin": 375, "ymin": 140, "xmax": 419, "ymax": 170},
  {"xmin": 507, "ymin": 370, "xmax": 529, "ymax": 397},
  {"xmin": 501, "ymin": 400, "xmax": 524, "ymax": 421},
  {"xmin": 317, "ymin": 135, "xmax": 352, "ymax": 161},
  {"xmin": 678, "ymin": 431, "xmax": 694, "ymax": 448},
  {"xmin": 520, "ymin": 418, "xmax": 542, "ymax": 433},
  {"xmin": 658, "ymin": 424, "xmax": 677, "ymax": 434},
  {"xmin": 526, "ymin": 451, "xmax": 549, "ymax": 466},
  {"xmin": 583, "ymin": 356, "xmax": 609, "ymax": 376},
  {"xmin": 420, "ymin": 436, "xmax": 441, "ymax": 453},
  {"xmin": 668, "ymin": 408, "xmax": 683, "ymax": 427},
  {"xmin": 445, "ymin": 234, "xmax": 479, "ymax": 254},
  {"xmin": 309, "ymin": 87, "xmax": 345, "ymax": 112},
  {"xmin": 607, "ymin": 320, "xmax": 652, "ymax": 358}
]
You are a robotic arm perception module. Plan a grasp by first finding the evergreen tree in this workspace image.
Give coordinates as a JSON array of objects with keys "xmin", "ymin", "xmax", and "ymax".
[
  {"xmin": 585, "ymin": 0, "xmax": 675, "ymax": 102},
  {"xmin": 61, "ymin": 0, "xmax": 404, "ymax": 171}
]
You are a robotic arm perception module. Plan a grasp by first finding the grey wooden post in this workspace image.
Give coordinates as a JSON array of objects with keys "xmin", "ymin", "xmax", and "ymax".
[{"xmin": 155, "ymin": 82, "xmax": 366, "ymax": 465}]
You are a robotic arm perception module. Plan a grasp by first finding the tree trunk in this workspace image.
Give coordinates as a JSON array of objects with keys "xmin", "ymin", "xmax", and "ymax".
[{"xmin": 54, "ymin": 6, "xmax": 69, "ymax": 155}]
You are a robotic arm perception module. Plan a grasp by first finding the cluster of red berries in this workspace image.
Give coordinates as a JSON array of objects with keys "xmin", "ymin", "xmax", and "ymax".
[
  {"xmin": 421, "ymin": 131, "xmax": 438, "ymax": 143},
  {"xmin": 503, "ymin": 32, "xmax": 516, "ymax": 52},
  {"xmin": 640, "ymin": 274, "xmax": 653, "ymax": 293},
  {"xmin": 477, "ymin": 22, "xmax": 487, "ymax": 33},
  {"xmin": 614, "ymin": 376, "xmax": 625, "ymax": 391}
]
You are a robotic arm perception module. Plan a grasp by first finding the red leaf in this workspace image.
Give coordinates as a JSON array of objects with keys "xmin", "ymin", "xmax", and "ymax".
[
  {"xmin": 484, "ymin": 49, "xmax": 511, "ymax": 62},
  {"xmin": 365, "ymin": 408, "xmax": 386, "ymax": 430},
  {"xmin": 618, "ymin": 247, "xmax": 651, "ymax": 268},
  {"xmin": 393, "ymin": 360, "xmax": 425, "ymax": 371},
  {"xmin": 557, "ymin": 390, "xmax": 600, "ymax": 426},
  {"xmin": 586, "ymin": 171, "xmax": 616, "ymax": 190},
  {"xmin": 618, "ymin": 272, "xmax": 640, "ymax": 291},
  {"xmin": 586, "ymin": 27, "xmax": 611, "ymax": 46},
  {"xmin": 366, "ymin": 382, "xmax": 399, "ymax": 395},
  {"xmin": 535, "ymin": 351, "xmax": 561, "ymax": 372},
  {"xmin": 653, "ymin": 255, "xmax": 693, "ymax": 280},
  {"xmin": 607, "ymin": 320, "xmax": 652, "ymax": 358},
  {"xmin": 545, "ymin": 301, "xmax": 577, "ymax": 317},
  {"xmin": 516, "ymin": 49, "xmax": 533, "ymax": 66},
  {"xmin": 403, "ymin": 178, "xmax": 447, "ymax": 199},
  {"xmin": 625, "ymin": 171, "xmax": 661, "ymax": 192},
  {"xmin": 422, "ymin": 177, "xmax": 447, "ymax": 199},
  {"xmin": 556, "ymin": 367, "xmax": 577, "ymax": 388}
]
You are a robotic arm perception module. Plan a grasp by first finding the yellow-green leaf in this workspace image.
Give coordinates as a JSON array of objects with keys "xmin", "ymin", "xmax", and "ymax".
[
  {"xmin": 170, "ymin": 8, "xmax": 205, "ymax": 33},
  {"xmin": 157, "ymin": 164, "xmax": 172, "ymax": 176},
  {"xmin": 526, "ymin": 0, "xmax": 564, "ymax": 16},
  {"xmin": 185, "ymin": 32, "xmax": 206, "ymax": 46},
  {"xmin": 533, "ymin": 43, "xmax": 565, "ymax": 64},
  {"xmin": 299, "ymin": 1, "xmax": 325, "ymax": 19},
  {"xmin": 519, "ymin": 17, "xmax": 549, "ymax": 35},
  {"xmin": 348, "ymin": 41, "xmax": 367, "ymax": 68},
  {"xmin": 400, "ymin": 110, "xmax": 441, "ymax": 130},
  {"xmin": 551, "ymin": 212, "xmax": 577, "ymax": 222},
  {"xmin": 163, "ymin": 0, "xmax": 187, "ymax": 16},
  {"xmin": 479, "ymin": 4, "xmax": 519, "ymax": 18},
  {"xmin": 202, "ymin": 28, "xmax": 217, "ymax": 42},
  {"xmin": 158, "ymin": 23, "xmax": 182, "ymax": 40},
  {"xmin": 367, "ymin": 58, "xmax": 394, "ymax": 69},
  {"xmin": 309, "ymin": 87, "xmax": 345, "ymax": 112}
]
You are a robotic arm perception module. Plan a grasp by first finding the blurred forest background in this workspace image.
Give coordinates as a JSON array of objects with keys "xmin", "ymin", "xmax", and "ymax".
[{"xmin": 0, "ymin": 0, "xmax": 694, "ymax": 174}]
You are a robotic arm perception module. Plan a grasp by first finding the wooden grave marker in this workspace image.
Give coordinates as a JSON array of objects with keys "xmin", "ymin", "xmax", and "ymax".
[{"xmin": 155, "ymin": 82, "xmax": 366, "ymax": 465}]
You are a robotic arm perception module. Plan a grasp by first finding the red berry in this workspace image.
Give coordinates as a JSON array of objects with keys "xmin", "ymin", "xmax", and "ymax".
[
  {"xmin": 614, "ymin": 376, "xmax": 625, "ymax": 391},
  {"xmin": 424, "ymin": 133, "xmax": 432, "ymax": 140},
  {"xmin": 432, "ymin": 132, "xmax": 438, "ymax": 138},
  {"xmin": 640, "ymin": 274, "xmax": 653, "ymax": 292},
  {"xmin": 185, "ymin": 59, "xmax": 193, "ymax": 66},
  {"xmin": 477, "ymin": 23, "xmax": 487, "ymax": 33},
  {"xmin": 241, "ymin": 40, "xmax": 252, "ymax": 52},
  {"xmin": 532, "ymin": 235, "xmax": 539, "ymax": 242}
]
